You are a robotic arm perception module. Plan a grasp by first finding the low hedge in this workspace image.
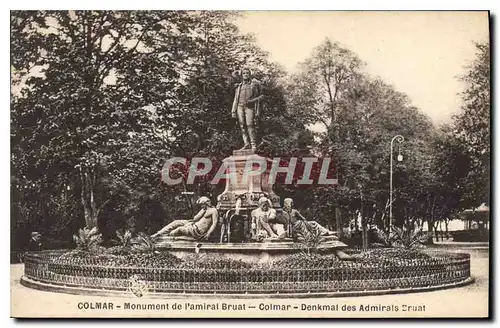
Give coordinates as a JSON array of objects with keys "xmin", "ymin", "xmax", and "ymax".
[{"xmin": 451, "ymin": 230, "xmax": 489, "ymax": 242}]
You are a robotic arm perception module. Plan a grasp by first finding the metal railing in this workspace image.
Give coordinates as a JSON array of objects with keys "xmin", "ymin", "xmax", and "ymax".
[{"xmin": 23, "ymin": 249, "xmax": 471, "ymax": 294}]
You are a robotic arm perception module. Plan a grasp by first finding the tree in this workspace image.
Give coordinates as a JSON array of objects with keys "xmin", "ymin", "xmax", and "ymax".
[
  {"xmin": 11, "ymin": 11, "xmax": 204, "ymax": 229},
  {"xmin": 286, "ymin": 38, "xmax": 440, "ymax": 244},
  {"xmin": 453, "ymin": 42, "xmax": 490, "ymax": 207},
  {"xmin": 11, "ymin": 11, "xmax": 307, "ymax": 247},
  {"xmin": 422, "ymin": 125, "xmax": 471, "ymax": 240},
  {"xmin": 286, "ymin": 39, "xmax": 365, "ymax": 236}
]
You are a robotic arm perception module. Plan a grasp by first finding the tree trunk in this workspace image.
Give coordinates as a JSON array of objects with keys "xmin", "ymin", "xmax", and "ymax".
[
  {"xmin": 335, "ymin": 207, "xmax": 343, "ymax": 239},
  {"xmin": 82, "ymin": 189, "xmax": 98, "ymax": 228},
  {"xmin": 361, "ymin": 217, "xmax": 368, "ymax": 250},
  {"xmin": 426, "ymin": 219, "xmax": 435, "ymax": 245},
  {"xmin": 428, "ymin": 195, "xmax": 437, "ymax": 244},
  {"xmin": 354, "ymin": 211, "xmax": 358, "ymax": 232},
  {"xmin": 439, "ymin": 221, "xmax": 444, "ymax": 241},
  {"xmin": 432, "ymin": 221, "xmax": 439, "ymax": 242},
  {"xmin": 83, "ymin": 203, "xmax": 94, "ymax": 228},
  {"xmin": 445, "ymin": 219, "xmax": 449, "ymax": 240},
  {"xmin": 360, "ymin": 191, "xmax": 368, "ymax": 250},
  {"xmin": 78, "ymin": 165, "xmax": 99, "ymax": 228}
]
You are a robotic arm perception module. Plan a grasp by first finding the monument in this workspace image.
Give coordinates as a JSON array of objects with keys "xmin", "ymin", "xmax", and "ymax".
[{"xmin": 152, "ymin": 67, "xmax": 349, "ymax": 262}]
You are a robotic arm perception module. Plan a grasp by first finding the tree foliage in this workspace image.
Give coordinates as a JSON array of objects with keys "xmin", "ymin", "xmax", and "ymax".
[
  {"xmin": 11, "ymin": 10, "xmax": 306, "ymax": 248},
  {"xmin": 453, "ymin": 42, "xmax": 490, "ymax": 207},
  {"xmin": 285, "ymin": 38, "xmax": 489, "ymax": 243}
]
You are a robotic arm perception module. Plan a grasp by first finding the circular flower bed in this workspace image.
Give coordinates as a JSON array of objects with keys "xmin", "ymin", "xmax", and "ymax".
[
  {"xmin": 54, "ymin": 250, "xmax": 183, "ymax": 267},
  {"xmin": 22, "ymin": 248, "xmax": 472, "ymax": 297}
]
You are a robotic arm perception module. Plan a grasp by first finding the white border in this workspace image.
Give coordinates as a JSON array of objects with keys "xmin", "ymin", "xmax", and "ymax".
[
  {"xmin": 2, "ymin": 0, "xmax": 498, "ymax": 10},
  {"xmin": 2, "ymin": 0, "xmax": 497, "ymax": 327}
]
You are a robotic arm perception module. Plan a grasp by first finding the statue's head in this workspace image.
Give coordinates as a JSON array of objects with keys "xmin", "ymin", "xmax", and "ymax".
[
  {"xmin": 196, "ymin": 196, "xmax": 211, "ymax": 208},
  {"xmin": 284, "ymin": 198, "xmax": 293, "ymax": 209},
  {"xmin": 258, "ymin": 197, "xmax": 271, "ymax": 211},
  {"xmin": 241, "ymin": 68, "xmax": 252, "ymax": 81}
]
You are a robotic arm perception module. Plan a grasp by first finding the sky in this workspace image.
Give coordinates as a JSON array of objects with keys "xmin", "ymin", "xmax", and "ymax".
[{"xmin": 236, "ymin": 11, "xmax": 489, "ymax": 124}]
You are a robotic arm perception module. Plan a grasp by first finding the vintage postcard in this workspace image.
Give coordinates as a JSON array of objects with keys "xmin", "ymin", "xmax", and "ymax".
[{"xmin": 10, "ymin": 10, "xmax": 490, "ymax": 318}]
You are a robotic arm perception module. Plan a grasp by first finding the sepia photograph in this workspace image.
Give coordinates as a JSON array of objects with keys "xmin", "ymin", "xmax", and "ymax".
[{"xmin": 10, "ymin": 9, "xmax": 490, "ymax": 318}]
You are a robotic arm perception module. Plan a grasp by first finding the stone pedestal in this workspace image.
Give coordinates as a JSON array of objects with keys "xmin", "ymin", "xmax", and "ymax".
[
  {"xmin": 215, "ymin": 150, "xmax": 281, "ymax": 243},
  {"xmin": 216, "ymin": 150, "xmax": 280, "ymax": 211}
]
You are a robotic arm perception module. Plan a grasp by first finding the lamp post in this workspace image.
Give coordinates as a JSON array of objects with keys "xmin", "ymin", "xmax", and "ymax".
[{"xmin": 389, "ymin": 135, "xmax": 404, "ymax": 232}]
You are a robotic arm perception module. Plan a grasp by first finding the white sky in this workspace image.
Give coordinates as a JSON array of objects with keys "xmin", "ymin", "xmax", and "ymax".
[{"xmin": 236, "ymin": 11, "xmax": 489, "ymax": 124}]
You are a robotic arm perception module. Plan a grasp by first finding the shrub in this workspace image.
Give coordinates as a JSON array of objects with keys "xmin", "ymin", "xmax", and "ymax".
[
  {"xmin": 350, "ymin": 248, "xmax": 432, "ymax": 261},
  {"xmin": 341, "ymin": 228, "xmax": 383, "ymax": 248},
  {"xmin": 72, "ymin": 227, "xmax": 103, "ymax": 253},
  {"xmin": 391, "ymin": 226, "xmax": 429, "ymax": 249},
  {"xmin": 117, "ymin": 230, "xmax": 133, "ymax": 248},
  {"xmin": 269, "ymin": 252, "xmax": 340, "ymax": 269},
  {"xmin": 179, "ymin": 254, "xmax": 252, "ymax": 269},
  {"xmin": 131, "ymin": 233, "xmax": 158, "ymax": 254},
  {"xmin": 54, "ymin": 250, "xmax": 127, "ymax": 266},
  {"xmin": 53, "ymin": 250, "xmax": 182, "ymax": 268},
  {"xmin": 296, "ymin": 229, "xmax": 325, "ymax": 255},
  {"xmin": 451, "ymin": 229, "xmax": 489, "ymax": 242},
  {"xmin": 124, "ymin": 252, "xmax": 182, "ymax": 267},
  {"xmin": 106, "ymin": 230, "xmax": 134, "ymax": 255},
  {"xmin": 371, "ymin": 227, "xmax": 392, "ymax": 247}
]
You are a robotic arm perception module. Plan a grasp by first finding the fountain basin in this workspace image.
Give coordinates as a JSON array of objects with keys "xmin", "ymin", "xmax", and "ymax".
[{"xmin": 156, "ymin": 237, "xmax": 348, "ymax": 263}]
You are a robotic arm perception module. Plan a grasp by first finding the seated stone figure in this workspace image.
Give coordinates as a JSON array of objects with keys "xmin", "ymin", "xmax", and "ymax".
[
  {"xmin": 281, "ymin": 198, "xmax": 336, "ymax": 241},
  {"xmin": 151, "ymin": 196, "xmax": 218, "ymax": 241},
  {"xmin": 251, "ymin": 197, "xmax": 288, "ymax": 239}
]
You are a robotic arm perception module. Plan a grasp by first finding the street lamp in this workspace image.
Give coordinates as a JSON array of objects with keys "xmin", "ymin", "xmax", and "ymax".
[{"xmin": 389, "ymin": 135, "xmax": 404, "ymax": 232}]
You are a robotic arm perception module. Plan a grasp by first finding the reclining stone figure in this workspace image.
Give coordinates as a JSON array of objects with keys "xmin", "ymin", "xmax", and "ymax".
[
  {"xmin": 281, "ymin": 198, "xmax": 337, "ymax": 241},
  {"xmin": 151, "ymin": 196, "xmax": 218, "ymax": 241}
]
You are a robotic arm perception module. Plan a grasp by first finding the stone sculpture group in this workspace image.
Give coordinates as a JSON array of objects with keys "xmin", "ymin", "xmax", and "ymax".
[{"xmin": 152, "ymin": 67, "xmax": 339, "ymax": 245}]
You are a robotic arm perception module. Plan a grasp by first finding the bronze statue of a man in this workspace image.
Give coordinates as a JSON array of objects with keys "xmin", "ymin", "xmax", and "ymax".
[{"xmin": 231, "ymin": 68, "xmax": 263, "ymax": 152}]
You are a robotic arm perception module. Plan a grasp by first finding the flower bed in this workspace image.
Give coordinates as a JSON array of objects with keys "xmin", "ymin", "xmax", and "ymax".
[{"xmin": 22, "ymin": 248, "xmax": 471, "ymax": 296}]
